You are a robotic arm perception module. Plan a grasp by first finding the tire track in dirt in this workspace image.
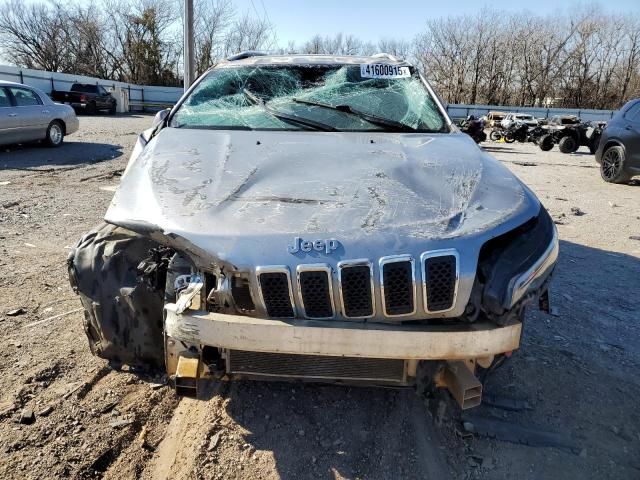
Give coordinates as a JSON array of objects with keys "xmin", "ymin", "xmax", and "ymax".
[{"xmin": 145, "ymin": 381, "xmax": 227, "ymax": 479}]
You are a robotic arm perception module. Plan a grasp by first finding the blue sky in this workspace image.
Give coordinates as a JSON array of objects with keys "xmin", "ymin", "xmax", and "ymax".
[{"xmin": 235, "ymin": 0, "xmax": 640, "ymax": 44}]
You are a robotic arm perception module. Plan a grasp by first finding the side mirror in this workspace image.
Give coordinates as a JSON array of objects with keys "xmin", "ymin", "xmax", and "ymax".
[{"xmin": 152, "ymin": 108, "xmax": 170, "ymax": 129}]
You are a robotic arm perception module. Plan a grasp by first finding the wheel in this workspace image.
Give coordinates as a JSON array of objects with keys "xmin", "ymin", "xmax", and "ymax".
[
  {"xmin": 44, "ymin": 120, "xmax": 64, "ymax": 147},
  {"xmin": 558, "ymin": 135, "xmax": 578, "ymax": 153},
  {"xmin": 489, "ymin": 130, "xmax": 501, "ymax": 141},
  {"xmin": 109, "ymin": 103, "xmax": 117, "ymax": 115},
  {"xmin": 504, "ymin": 132, "xmax": 515, "ymax": 143},
  {"xmin": 600, "ymin": 146, "xmax": 632, "ymax": 183},
  {"xmin": 87, "ymin": 101, "xmax": 97, "ymax": 115},
  {"xmin": 538, "ymin": 134, "xmax": 554, "ymax": 151},
  {"xmin": 67, "ymin": 222, "xmax": 167, "ymax": 369}
]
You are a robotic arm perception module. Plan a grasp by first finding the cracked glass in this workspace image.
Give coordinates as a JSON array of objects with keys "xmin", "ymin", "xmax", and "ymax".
[{"xmin": 170, "ymin": 65, "xmax": 448, "ymax": 133}]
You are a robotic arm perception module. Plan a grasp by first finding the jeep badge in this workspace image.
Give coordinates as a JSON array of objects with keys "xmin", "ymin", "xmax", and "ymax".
[{"xmin": 287, "ymin": 237, "xmax": 340, "ymax": 254}]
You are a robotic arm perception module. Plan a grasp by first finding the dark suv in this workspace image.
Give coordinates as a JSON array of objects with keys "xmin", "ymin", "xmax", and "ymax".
[{"xmin": 596, "ymin": 99, "xmax": 640, "ymax": 183}]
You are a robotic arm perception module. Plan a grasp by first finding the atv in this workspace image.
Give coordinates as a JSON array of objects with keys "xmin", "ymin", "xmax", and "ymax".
[{"xmin": 537, "ymin": 121, "xmax": 605, "ymax": 154}]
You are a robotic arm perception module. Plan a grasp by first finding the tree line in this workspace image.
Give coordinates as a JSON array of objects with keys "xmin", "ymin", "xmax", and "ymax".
[{"xmin": 0, "ymin": 1, "xmax": 638, "ymax": 109}]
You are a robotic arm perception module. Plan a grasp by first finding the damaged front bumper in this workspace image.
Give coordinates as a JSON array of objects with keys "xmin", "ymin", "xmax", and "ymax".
[
  {"xmin": 164, "ymin": 304, "xmax": 521, "ymax": 360},
  {"xmin": 164, "ymin": 303, "xmax": 522, "ymax": 397}
]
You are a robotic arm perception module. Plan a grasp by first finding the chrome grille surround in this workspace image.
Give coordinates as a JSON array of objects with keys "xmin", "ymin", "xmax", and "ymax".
[
  {"xmin": 420, "ymin": 249, "xmax": 460, "ymax": 314},
  {"xmin": 256, "ymin": 266, "xmax": 296, "ymax": 318},
  {"xmin": 379, "ymin": 255, "xmax": 417, "ymax": 317},
  {"xmin": 255, "ymin": 251, "xmax": 460, "ymax": 320},
  {"xmin": 337, "ymin": 259, "xmax": 375, "ymax": 319},
  {"xmin": 296, "ymin": 264, "xmax": 335, "ymax": 319}
]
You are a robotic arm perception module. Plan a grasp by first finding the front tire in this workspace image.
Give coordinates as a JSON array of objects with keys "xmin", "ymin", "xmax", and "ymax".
[
  {"xmin": 44, "ymin": 120, "xmax": 64, "ymax": 147},
  {"xmin": 538, "ymin": 134, "xmax": 554, "ymax": 151},
  {"xmin": 600, "ymin": 146, "xmax": 632, "ymax": 184},
  {"xmin": 558, "ymin": 135, "xmax": 578, "ymax": 153}
]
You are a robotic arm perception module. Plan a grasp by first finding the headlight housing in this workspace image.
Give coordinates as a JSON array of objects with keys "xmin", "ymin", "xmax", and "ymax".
[{"xmin": 478, "ymin": 206, "xmax": 558, "ymax": 321}]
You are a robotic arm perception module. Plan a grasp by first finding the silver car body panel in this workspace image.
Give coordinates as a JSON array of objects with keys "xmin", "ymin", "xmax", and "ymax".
[{"xmin": 0, "ymin": 80, "xmax": 79, "ymax": 146}]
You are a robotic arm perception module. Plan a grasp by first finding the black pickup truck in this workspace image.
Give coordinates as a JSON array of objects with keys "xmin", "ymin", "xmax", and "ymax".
[{"xmin": 51, "ymin": 83, "xmax": 117, "ymax": 114}]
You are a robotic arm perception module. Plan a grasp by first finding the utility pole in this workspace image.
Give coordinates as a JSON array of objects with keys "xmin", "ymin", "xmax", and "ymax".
[{"xmin": 184, "ymin": 0, "xmax": 195, "ymax": 91}]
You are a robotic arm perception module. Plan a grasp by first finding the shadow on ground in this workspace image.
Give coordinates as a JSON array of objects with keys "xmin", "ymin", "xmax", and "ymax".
[{"xmin": 0, "ymin": 141, "xmax": 123, "ymax": 170}]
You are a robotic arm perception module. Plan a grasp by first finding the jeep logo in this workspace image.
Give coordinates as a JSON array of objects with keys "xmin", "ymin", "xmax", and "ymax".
[{"xmin": 287, "ymin": 237, "xmax": 340, "ymax": 255}]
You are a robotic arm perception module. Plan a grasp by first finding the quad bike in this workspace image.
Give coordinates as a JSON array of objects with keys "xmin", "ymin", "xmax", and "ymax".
[
  {"xmin": 538, "ymin": 121, "xmax": 605, "ymax": 154},
  {"xmin": 460, "ymin": 116, "xmax": 487, "ymax": 143}
]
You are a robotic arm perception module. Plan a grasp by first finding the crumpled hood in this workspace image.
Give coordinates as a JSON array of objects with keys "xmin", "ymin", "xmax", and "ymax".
[{"xmin": 106, "ymin": 128, "xmax": 538, "ymax": 266}]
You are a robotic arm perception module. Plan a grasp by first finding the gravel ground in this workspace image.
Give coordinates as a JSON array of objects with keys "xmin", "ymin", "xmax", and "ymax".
[{"xmin": 0, "ymin": 115, "xmax": 639, "ymax": 479}]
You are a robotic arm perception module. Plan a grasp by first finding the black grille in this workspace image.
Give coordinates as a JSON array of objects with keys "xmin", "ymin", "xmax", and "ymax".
[
  {"xmin": 382, "ymin": 261, "xmax": 414, "ymax": 315},
  {"xmin": 340, "ymin": 265, "xmax": 373, "ymax": 317},
  {"xmin": 259, "ymin": 272, "xmax": 294, "ymax": 318},
  {"xmin": 424, "ymin": 255, "xmax": 456, "ymax": 311},
  {"xmin": 229, "ymin": 350, "xmax": 405, "ymax": 382},
  {"xmin": 299, "ymin": 271, "xmax": 333, "ymax": 318}
]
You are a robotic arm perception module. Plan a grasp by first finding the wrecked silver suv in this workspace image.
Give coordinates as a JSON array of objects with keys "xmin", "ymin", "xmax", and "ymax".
[{"xmin": 68, "ymin": 53, "xmax": 558, "ymax": 408}]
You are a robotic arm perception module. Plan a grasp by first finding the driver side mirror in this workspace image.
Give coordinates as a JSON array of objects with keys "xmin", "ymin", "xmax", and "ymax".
[{"xmin": 152, "ymin": 108, "xmax": 170, "ymax": 129}]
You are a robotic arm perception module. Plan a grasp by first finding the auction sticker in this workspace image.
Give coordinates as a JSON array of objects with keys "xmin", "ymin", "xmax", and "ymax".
[{"xmin": 360, "ymin": 64, "xmax": 410, "ymax": 78}]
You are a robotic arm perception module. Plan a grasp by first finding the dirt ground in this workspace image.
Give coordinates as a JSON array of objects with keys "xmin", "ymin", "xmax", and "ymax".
[{"xmin": 0, "ymin": 115, "xmax": 639, "ymax": 480}]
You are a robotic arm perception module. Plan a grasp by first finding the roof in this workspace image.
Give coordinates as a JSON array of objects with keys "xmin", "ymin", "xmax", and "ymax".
[
  {"xmin": 220, "ymin": 52, "xmax": 410, "ymax": 67},
  {"xmin": 0, "ymin": 80, "xmax": 26, "ymax": 87}
]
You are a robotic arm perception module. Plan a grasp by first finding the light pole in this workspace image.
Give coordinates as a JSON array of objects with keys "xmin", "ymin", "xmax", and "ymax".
[{"xmin": 184, "ymin": 0, "xmax": 195, "ymax": 91}]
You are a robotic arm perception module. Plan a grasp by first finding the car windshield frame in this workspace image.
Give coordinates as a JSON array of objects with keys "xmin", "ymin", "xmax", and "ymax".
[{"xmin": 169, "ymin": 63, "xmax": 451, "ymax": 134}]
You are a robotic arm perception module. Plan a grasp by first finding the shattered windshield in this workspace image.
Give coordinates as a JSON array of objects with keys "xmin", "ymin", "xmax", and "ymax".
[{"xmin": 170, "ymin": 64, "xmax": 448, "ymax": 133}]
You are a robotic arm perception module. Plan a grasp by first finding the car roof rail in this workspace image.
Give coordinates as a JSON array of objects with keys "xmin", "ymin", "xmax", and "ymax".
[
  {"xmin": 371, "ymin": 52, "xmax": 400, "ymax": 62},
  {"xmin": 226, "ymin": 51, "xmax": 268, "ymax": 61}
]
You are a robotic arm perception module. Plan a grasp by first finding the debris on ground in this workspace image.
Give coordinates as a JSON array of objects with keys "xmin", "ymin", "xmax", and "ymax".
[
  {"xmin": 19, "ymin": 408, "xmax": 35, "ymax": 425},
  {"xmin": 6, "ymin": 308, "xmax": 26, "ymax": 316},
  {"xmin": 110, "ymin": 414, "xmax": 135, "ymax": 428},
  {"xmin": 207, "ymin": 431, "xmax": 222, "ymax": 451},
  {"xmin": 37, "ymin": 405, "xmax": 53, "ymax": 417},
  {"xmin": 571, "ymin": 207, "xmax": 586, "ymax": 216}
]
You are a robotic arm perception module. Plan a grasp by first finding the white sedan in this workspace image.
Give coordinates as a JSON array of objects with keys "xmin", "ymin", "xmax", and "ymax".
[{"xmin": 500, "ymin": 113, "xmax": 539, "ymax": 129}]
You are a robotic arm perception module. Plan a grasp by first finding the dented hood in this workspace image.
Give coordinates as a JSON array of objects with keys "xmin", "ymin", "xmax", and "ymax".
[{"xmin": 106, "ymin": 128, "xmax": 538, "ymax": 266}]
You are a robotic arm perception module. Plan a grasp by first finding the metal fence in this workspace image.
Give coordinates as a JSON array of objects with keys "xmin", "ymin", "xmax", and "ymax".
[
  {"xmin": 0, "ymin": 65, "xmax": 183, "ymax": 111},
  {"xmin": 445, "ymin": 103, "xmax": 617, "ymax": 122}
]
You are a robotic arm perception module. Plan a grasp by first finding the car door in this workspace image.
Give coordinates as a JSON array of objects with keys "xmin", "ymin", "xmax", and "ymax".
[
  {"xmin": 0, "ymin": 87, "xmax": 24, "ymax": 145},
  {"xmin": 97, "ymin": 86, "xmax": 112, "ymax": 109},
  {"xmin": 7, "ymin": 86, "xmax": 50, "ymax": 142},
  {"xmin": 621, "ymin": 101, "xmax": 640, "ymax": 168}
]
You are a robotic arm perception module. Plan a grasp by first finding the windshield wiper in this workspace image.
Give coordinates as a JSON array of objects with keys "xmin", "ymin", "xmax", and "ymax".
[
  {"xmin": 243, "ymin": 89, "xmax": 338, "ymax": 132},
  {"xmin": 293, "ymin": 98, "xmax": 421, "ymax": 133}
]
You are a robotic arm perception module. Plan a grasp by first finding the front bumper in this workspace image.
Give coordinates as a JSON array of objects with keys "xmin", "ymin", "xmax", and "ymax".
[{"xmin": 164, "ymin": 303, "xmax": 522, "ymax": 360}]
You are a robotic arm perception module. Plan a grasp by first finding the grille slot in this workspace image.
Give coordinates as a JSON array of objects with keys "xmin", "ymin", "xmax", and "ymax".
[
  {"xmin": 299, "ymin": 270, "xmax": 333, "ymax": 318},
  {"xmin": 423, "ymin": 254, "xmax": 457, "ymax": 312},
  {"xmin": 382, "ymin": 259, "xmax": 414, "ymax": 316},
  {"xmin": 339, "ymin": 264, "xmax": 374, "ymax": 318},
  {"xmin": 258, "ymin": 271, "xmax": 294, "ymax": 318},
  {"xmin": 228, "ymin": 350, "xmax": 405, "ymax": 383}
]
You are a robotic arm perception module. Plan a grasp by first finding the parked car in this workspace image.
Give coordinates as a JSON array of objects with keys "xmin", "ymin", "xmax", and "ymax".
[
  {"xmin": 501, "ymin": 113, "xmax": 539, "ymax": 129},
  {"xmin": 0, "ymin": 80, "xmax": 78, "ymax": 147},
  {"xmin": 51, "ymin": 83, "xmax": 117, "ymax": 114},
  {"xmin": 482, "ymin": 111, "xmax": 506, "ymax": 128},
  {"xmin": 595, "ymin": 98, "xmax": 640, "ymax": 183},
  {"xmin": 68, "ymin": 53, "xmax": 558, "ymax": 409}
]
